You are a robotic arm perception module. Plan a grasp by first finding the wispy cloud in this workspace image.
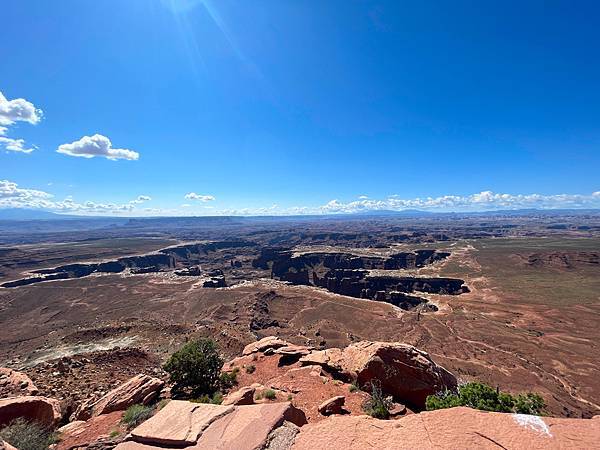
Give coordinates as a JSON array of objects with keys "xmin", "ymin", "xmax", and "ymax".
[
  {"xmin": 1, "ymin": 181, "xmax": 599, "ymax": 217},
  {"xmin": 0, "ymin": 180, "xmax": 149, "ymax": 214},
  {"xmin": 317, "ymin": 191, "xmax": 600, "ymax": 214},
  {"xmin": 185, "ymin": 192, "xmax": 215, "ymax": 202}
]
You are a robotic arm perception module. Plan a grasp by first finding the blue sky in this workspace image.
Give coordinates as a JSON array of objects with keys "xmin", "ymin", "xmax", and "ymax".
[{"xmin": 1, "ymin": 0, "xmax": 599, "ymax": 215}]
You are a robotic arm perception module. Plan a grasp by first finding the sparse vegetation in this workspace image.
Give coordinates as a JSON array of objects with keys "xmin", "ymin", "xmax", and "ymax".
[
  {"xmin": 191, "ymin": 391, "xmax": 224, "ymax": 405},
  {"xmin": 163, "ymin": 338, "xmax": 224, "ymax": 398},
  {"xmin": 426, "ymin": 382, "xmax": 545, "ymax": 415},
  {"xmin": 245, "ymin": 364, "xmax": 256, "ymax": 374},
  {"xmin": 349, "ymin": 381, "xmax": 359, "ymax": 393},
  {"xmin": 122, "ymin": 404, "xmax": 154, "ymax": 429},
  {"xmin": 211, "ymin": 391, "xmax": 224, "ymax": 404},
  {"xmin": 362, "ymin": 380, "xmax": 392, "ymax": 419},
  {"xmin": 0, "ymin": 419, "xmax": 56, "ymax": 450},
  {"xmin": 219, "ymin": 367, "xmax": 239, "ymax": 389},
  {"xmin": 156, "ymin": 399, "xmax": 170, "ymax": 410},
  {"xmin": 109, "ymin": 430, "xmax": 120, "ymax": 439},
  {"xmin": 262, "ymin": 389, "xmax": 277, "ymax": 400}
]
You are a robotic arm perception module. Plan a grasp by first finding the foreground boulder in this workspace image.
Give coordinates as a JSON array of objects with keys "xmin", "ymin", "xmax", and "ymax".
[
  {"xmin": 0, "ymin": 368, "xmax": 38, "ymax": 397},
  {"xmin": 115, "ymin": 400, "xmax": 307, "ymax": 450},
  {"xmin": 242, "ymin": 336, "xmax": 290, "ymax": 356},
  {"xmin": 301, "ymin": 341, "xmax": 456, "ymax": 409},
  {"xmin": 222, "ymin": 386, "xmax": 256, "ymax": 406},
  {"xmin": 0, "ymin": 396, "xmax": 62, "ymax": 428},
  {"xmin": 56, "ymin": 411, "xmax": 124, "ymax": 450},
  {"xmin": 75, "ymin": 374, "xmax": 164, "ymax": 420},
  {"xmin": 318, "ymin": 396, "xmax": 345, "ymax": 416},
  {"xmin": 291, "ymin": 406, "xmax": 600, "ymax": 449}
]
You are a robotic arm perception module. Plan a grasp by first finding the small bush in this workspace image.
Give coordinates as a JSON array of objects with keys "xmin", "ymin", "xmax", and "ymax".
[
  {"xmin": 163, "ymin": 338, "xmax": 223, "ymax": 398},
  {"xmin": 122, "ymin": 404, "xmax": 154, "ymax": 429},
  {"xmin": 0, "ymin": 419, "xmax": 55, "ymax": 450},
  {"xmin": 211, "ymin": 391, "xmax": 223, "ymax": 405},
  {"xmin": 219, "ymin": 367, "xmax": 239, "ymax": 389},
  {"xmin": 362, "ymin": 380, "xmax": 392, "ymax": 419},
  {"xmin": 349, "ymin": 381, "xmax": 359, "ymax": 393},
  {"xmin": 245, "ymin": 364, "xmax": 256, "ymax": 374},
  {"xmin": 109, "ymin": 430, "xmax": 120, "ymax": 439},
  {"xmin": 263, "ymin": 389, "xmax": 277, "ymax": 400},
  {"xmin": 191, "ymin": 391, "xmax": 223, "ymax": 405},
  {"xmin": 426, "ymin": 382, "xmax": 545, "ymax": 415},
  {"xmin": 191, "ymin": 394, "xmax": 211, "ymax": 404}
]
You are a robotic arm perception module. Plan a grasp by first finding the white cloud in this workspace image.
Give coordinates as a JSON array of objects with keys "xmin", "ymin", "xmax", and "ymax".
[
  {"xmin": 185, "ymin": 192, "xmax": 215, "ymax": 202},
  {"xmin": 0, "ymin": 91, "xmax": 42, "ymax": 153},
  {"xmin": 129, "ymin": 195, "xmax": 151, "ymax": 204},
  {"xmin": 0, "ymin": 180, "xmax": 53, "ymax": 202},
  {"xmin": 0, "ymin": 180, "xmax": 148, "ymax": 214},
  {"xmin": 358, "ymin": 195, "xmax": 369, "ymax": 200},
  {"xmin": 0, "ymin": 91, "xmax": 42, "ymax": 126},
  {"xmin": 57, "ymin": 134, "xmax": 139, "ymax": 161},
  {"xmin": 0, "ymin": 136, "xmax": 36, "ymax": 154},
  {"xmin": 317, "ymin": 191, "xmax": 600, "ymax": 214}
]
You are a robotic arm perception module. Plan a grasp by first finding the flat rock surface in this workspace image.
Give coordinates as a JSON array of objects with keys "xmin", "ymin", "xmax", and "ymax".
[
  {"xmin": 130, "ymin": 401, "xmax": 233, "ymax": 446},
  {"xmin": 194, "ymin": 403, "xmax": 303, "ymax": 450},
  {"xmin": 116, "ymin": 401, "xmax": 306, "ymax": 450},
  {"xmin": 292, "ymin": 407, "xmax": 600, "ymax": 450}
]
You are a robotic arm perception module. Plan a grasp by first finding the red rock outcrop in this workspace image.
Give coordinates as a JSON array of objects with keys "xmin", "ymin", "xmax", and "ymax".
[
  {"xmin": 0, "ymin": 368, "xmax": 38, "ymax": 397},
  {"xmin": 222, "ymin": 386, "xmax": 256, "ymax": 406},
  {"xmin": 318, "ymin": 396, "xmax": 345, "ymax": 416},
  {"xmin": 291, "ymin": 406, "xmax": 600, "ymax": 450},
  {"xmin": 56, "ymin": 411, "xmax": 124, "ymax": 450},
  {"xmin": 227, "ymin": 337, "xmax": 453, "ymax": 418},
  {"xmin": 0, "ymin": 396, "xmax": 62, "ymax": 428},
  {"xmin": 336, "ymin": 341, "xmax": 457, "ymax": 409},
  {"xmin": 75, "ymin": 374, "xmax": 164, "ymax": 420},
  {"xmin": 242, "ymin": 336, "xmax": 290, "ymax": 356}
]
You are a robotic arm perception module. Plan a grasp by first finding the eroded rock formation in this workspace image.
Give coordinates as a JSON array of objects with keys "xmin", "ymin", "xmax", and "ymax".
[
  {"xmin": 1, "ymin": 240, "xmax": 253, "ymax": 288},
  {"xmin": 252, "ymin": 248, "xmax": 467, "ymax": 310}
]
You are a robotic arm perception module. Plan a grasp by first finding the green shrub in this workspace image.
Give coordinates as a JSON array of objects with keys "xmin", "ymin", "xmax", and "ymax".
[
  {"xmin": 349, "ymin": 381, "xmax": 359, "ymax": 393},
  {"xmin": 163, "ymin": 338, "xmax": 223, "ymax": 397},
  {"xmin": 0, "ymin": 419, "xmax": 56, "ymax": 450},
  {"xmin": 211, "ymin": 391, "xmax": 223, "ymax": 404},
  {"xmin": 426, "ymin": 382, "xmax": 545, "ymax": 415},
  {"xmin": 191, "ymin": 391, "xmax": 223, "ymax": 405},
  {"xmin": 263, "ymin": 389, "xmax": 277, "ymax": 400},
  {"xmin": 245, "ymin": 364, "xmax": 256, "ymax": 374},
  {"xmin": 362, "ymin": 380, "xmax": 392, "ymax": 419},
  {"xmin": 122, "ymin": 404, "xmax": 154, "ymax": 429},
  {"xmin": 219, "ymin": 367, "xmax": 239, "ymax": 389},
  {"xmin": 191, "ymin": 394, "xmax": 211, "ymax": 404}
]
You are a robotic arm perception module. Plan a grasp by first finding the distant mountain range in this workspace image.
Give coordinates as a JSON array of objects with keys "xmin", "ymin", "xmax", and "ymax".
[
  {"xmin": 0, "ymin": 207, "xmax": 599, "ymax": 222},
  {"xmin": 0, "ymin": 208, "xmax": 74, "ymax": 220}
]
